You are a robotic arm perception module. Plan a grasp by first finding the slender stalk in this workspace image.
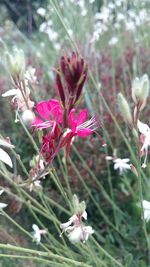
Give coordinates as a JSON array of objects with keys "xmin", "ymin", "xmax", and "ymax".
[
  {"xmin": 0, "ymin": 254, "xmax": 65, "ymax": 266},
  {"xmin": 0, "ymin": 244, "xmax": 92, "ymax": 267}
]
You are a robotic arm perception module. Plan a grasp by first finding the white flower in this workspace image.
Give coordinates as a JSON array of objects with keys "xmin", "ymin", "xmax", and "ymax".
[
  {"xmin": 25, "ymin": 66, "xmax": 37, "ymax": 84},
  {"xmin": 113, "ymin": 158, "xmax": 130, "ymax": 174},
  {"xmin": 137, "ymin": 120, "xmax": 150, "ymax": 168},
  {"xmin": 32, "ymin": 224, "xmax": 47, "ymax": 244},
  {"xmin": 142, "ymin": 200, "xmax": 150, "ymax": 222},
  {"xmin": 29, "ymin": 177, "xmax": 42, "ymax": 192},
  {"xmin": 90, "ymin": 31, "xmax": 99, "ymax": 44},
  {"xmin": 0, "ymin": 189, "xmax": 7, "ymax": 209},
  {"xmin": 2, "ymin": 87, "xmax": 34, "ymax": 113},
  {"xmin": 117, "ymin": 13, "xmax": 125, "ymax": 22},
  {"xmin": 108, "ymin": 37, "xmax": 118, "ymax": 46},
  {"xmin": 0, "ymin": 137, "xmax": 14, "ymax": 168},
  {"xmin": 125, "ymin": 21, "xmax": 135, "ymax": 31},
  {"xmin": 60, "ymin": 209, "xmax": 94, "ymax": 243},
  {"xmin": 37, "ymin": 7, "xmax": 46, "ymax": 17},
  {"xmin": 68, "ymin": 225, "xmax": 94, "ymax": 243}
]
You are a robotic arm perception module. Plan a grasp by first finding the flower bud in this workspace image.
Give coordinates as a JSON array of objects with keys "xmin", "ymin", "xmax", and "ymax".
[
  {"xmin": 6, "ymin": 47, "xmax": 25, "ymax": 79},
  {"xmin": 118, "ymin": 93, "xmax": 133, "ymax": 126},
  {"xmin": 72, "ymin": 194, "xmax": 86, "ymax": 214},
  {"xmin": 132, "ymin": 74, "xmax": 149, "ymax": 111},
  {"xmin": 21, "ymin": 110, "xmax": 35, "ymax": 126},
  {"xmin": 56, "ymin": 52, "xmax": 87, "ymax": 110}
]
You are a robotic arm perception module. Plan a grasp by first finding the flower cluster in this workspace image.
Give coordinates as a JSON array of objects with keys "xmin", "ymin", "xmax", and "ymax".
[
  {"xmin": 60, "ymin": 195, "xmax": 94, "ymax": 243},
  {"xmin": 32, "ymin": 52, "xmax": 104, "ymax": 165},
  {"xmin": 2, "ymin": 48, "xmax": 35, "ymax": 124}
]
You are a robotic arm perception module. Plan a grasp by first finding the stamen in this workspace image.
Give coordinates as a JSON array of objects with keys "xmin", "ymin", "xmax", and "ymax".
[{"xmin": 77, "ymin": 116, "xmax": 99, "ymax": 131}]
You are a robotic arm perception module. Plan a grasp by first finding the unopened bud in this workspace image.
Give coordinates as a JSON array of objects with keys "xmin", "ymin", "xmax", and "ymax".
[
  {"xmin": 118, "ymin": 93, "xmax": 133, "ymax": 126},
  {"xmin": 21, "ymin": 109, "xmax": 35, "ymax": 126},
  {"xmin": 72, "ymin": 194, "xmax": 86, "ymax": 214},
  {"xmin": 6, "ymin": 47, "xmax": 25, "ymax": 79},
  {"xmin": 132, "ymin": 74, "xmax": 149, "ymax": 111},
  {"xmin": 130, "ymin": 164, "xmax": 138, "ymax": 177}
]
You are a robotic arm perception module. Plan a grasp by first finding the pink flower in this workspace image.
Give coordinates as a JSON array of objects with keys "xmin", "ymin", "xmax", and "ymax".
[
  {"xmin": 32, "ymin": 99, "xmax": 63, "ymax": 129},
  {"xmin": 69, "ymin": 109, "xmax": 99, "ymax": 137}
]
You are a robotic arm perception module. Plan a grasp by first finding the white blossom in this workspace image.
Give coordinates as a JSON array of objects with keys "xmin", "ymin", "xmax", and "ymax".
[
  {"xmin": 37, "ymin": 7, "xmax": 46, "ymax": 17},
  {"xmin": 108, "ymin": 37, "xmax": 118, "ymax": 46},
  {"xmin": 60, "ymin": 196, "xmax": 94, "ymax": 243},
  {"xmin": 113, "ymin": 158, "xmax": 130, "ymax": 174},
  {"xmin": 32, "ymin": 224, "xmax": 47, "ymax": 244},
  {"xmin": 142, "ymin": 200, "xmax": 150, "ymax": 222},
  {"xmin": 29, "ymin": 177, "xmax": 42, "ymax": 192},
  {"xmin": 0, "ymin": 137, "xmax": 14, "ymax": 168}
]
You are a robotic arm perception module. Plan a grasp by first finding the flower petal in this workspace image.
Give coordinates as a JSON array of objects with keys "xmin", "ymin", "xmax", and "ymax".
[
  {"xmin": 76, "ymin": 109, "xmax": 88, "ymax": 126},
  {"xmin": 0, "ymin": 190, "xmax": 4, "ymax": 196},
  {"xmin": 32, "ymin": 224, "xmax": 40, "ymax": 232},
  {"xmin": 35, "ymin": 101, "xmax": 51, "ymax": 120},
  {"xmin": 122, "ymin": 158, "xmax": 130, "ymax": 163},
  {"xmin": 143, "ymin": 200, "xmax": 150, "ymax": 210},
  {"xmin": 0, "ymin": 138, "xmax": 14, "ymax": 148},
  {"xmin": 77, "ymin": 129, "xmax": 92, "ymax": 137},
  {"xmin": 0, "ymin": 148, "xmax": 13, "ymax": 168},
  {"xmin": 0, "ymin": 203, "xmax": 7, "ymax": 209},
  {"xmin": 2, "ymin": 89, "xmax": 18, "ymax": 97},
  {"xmin": 69, "ymin": 109, "xmax": 77, "ymax": 132},
  {"xmin": 68, "ymin": 226, "xmax": 83, "ymax": 243},
  {"xmin": 137, "ymin": 120, "xmax": 150, "ymax": 135}
]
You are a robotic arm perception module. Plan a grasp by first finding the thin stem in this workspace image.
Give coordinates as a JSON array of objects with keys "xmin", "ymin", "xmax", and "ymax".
[{"xmin": 0, "ymin": 244, "xmax": 92, "ymax": 267}]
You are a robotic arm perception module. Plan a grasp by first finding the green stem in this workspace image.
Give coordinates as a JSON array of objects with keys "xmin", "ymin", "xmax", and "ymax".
[{"xmin": 0, "ymin": 244, "xmax": 92, "ymax": 267}]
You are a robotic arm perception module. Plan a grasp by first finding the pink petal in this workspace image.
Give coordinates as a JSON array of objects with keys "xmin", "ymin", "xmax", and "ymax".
[
  {"xmin": 69, "ymin": 109, "xmax": 77, "ymax": 132},
  {"xmin": 32, "ymin": 118, "xmax": 53, "ymax": 129},
  {"xmin": 48, "ymin": 99, "xmax": 63, "ymax": 123},
  {"xmin": 76, "ymin": 109, "xmax": 88, "ymax": 126},
  {"xmin": 77, "ymin": 129, "xmax": 92, "ymax": 137},
  {"xmin": 35, "ymin": 101, "xmax": 51, "ymax": 120}
]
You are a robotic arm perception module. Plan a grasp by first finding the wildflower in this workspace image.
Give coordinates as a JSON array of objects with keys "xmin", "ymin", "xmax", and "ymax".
[
  {"xmin": 62, "ymin": 109, "xmax": 104, "ymax": 156},
  {"xmin": 142, "ymin": 200, "xmax": 150, "ymax": 222},
  {"xmin": 108, "ymin": 37, "xmax": 118, "ymax": 46},
  {"xmin": 60, "ymin": 195, "xmax": 94, "ymax": 243},
  {"xmin": 37, "ymin": 7, "xmax": 46, "ymax": 17},
  {"xmin": 32, "ymin": 99, "xmax": 63, "ymax": 129},
  {"xmin": 2, "ymin": 87, "xmax": 34, "ymax": 123},
  {"xmin": 29, "ymin": 177, "xmax": 42, "ymax": 192},
  {"xmin": 2, "ymin": 87, "xmax": 34, "ymax": 112},
  {"xmin": 32, "ymin": 224, "xmax": 47, "ymax": 244},
  {"xmin": 0, "ymin": 137, "xmax": 14, "ymax": 168},
  {"xmin": 0, "ymin": 190, "xmax": 7, "ymax": 209},
  {"xmin": 113, "ymin": 158, "xmax": 130, "ymax": 175},
  {"xmin": 69, "ymin": 109, "xmax": 99, "ymax": 137},
  {"xmin": 40, "ymin": 109, "xmax": 104, "ymax": 162},
  {"xmin": 137, "ymin": 120, "xmax": 150, "ymax": 168}
]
